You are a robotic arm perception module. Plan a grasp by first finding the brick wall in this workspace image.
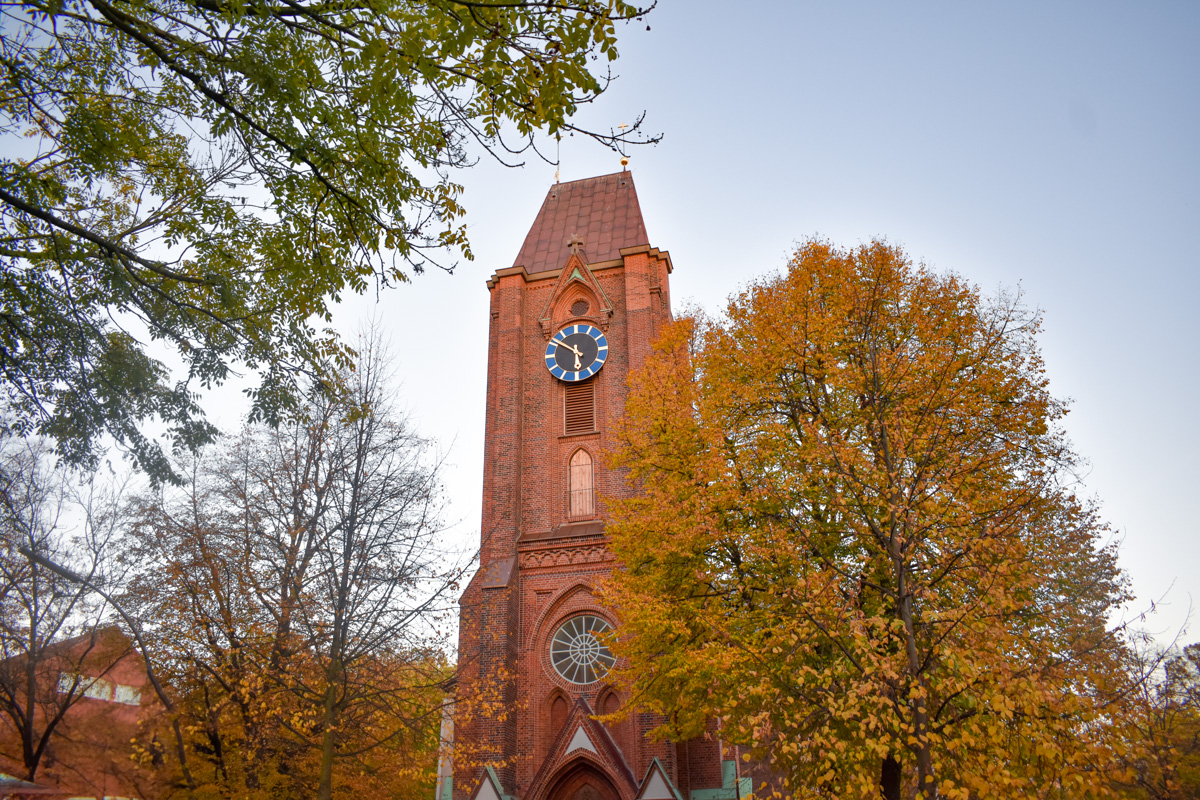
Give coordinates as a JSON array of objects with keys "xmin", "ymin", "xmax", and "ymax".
[{"xmin": 457, "ymin": 241, "xmax": 709, "ymax": 800}]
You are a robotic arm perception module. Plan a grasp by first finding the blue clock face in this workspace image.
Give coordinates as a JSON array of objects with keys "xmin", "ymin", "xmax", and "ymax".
[{"xmin": 545, "ymin": 324, "xmax": 608, "ymax": 382}]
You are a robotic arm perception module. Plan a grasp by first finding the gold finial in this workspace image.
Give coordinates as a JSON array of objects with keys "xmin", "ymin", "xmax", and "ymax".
[{"xmin": 617, "ymin": 122, "xmax": 630, "ymax": 169}]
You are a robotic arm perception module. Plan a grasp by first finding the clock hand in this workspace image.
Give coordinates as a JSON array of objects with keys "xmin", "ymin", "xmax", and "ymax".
[
  {"xmin": 555, "ymin": 340, "xmax": 583, "ymax": 356},
  {"xmin": 574, "ymin": 353, "xmax": 582, "ymax": 370}
]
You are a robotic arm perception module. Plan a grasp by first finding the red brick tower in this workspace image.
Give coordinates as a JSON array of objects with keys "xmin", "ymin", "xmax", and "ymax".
[{"xmin": 446, "ymin": 173, "xmax": 749, "ymax": 800}]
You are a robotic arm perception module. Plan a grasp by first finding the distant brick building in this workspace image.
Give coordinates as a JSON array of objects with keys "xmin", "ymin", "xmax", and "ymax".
[
  {"xmin": 448, "ymin": 173, "xmax": 751, "ymax": 800},
  {"xmin": 0, "ymin": 626, "xmax": 161, "ymax": 799}
]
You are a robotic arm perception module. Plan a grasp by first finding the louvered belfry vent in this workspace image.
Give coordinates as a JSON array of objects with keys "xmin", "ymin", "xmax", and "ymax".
[{"xmin": 564, "ymin": 381, "xmax": 595, "ymax": 436}]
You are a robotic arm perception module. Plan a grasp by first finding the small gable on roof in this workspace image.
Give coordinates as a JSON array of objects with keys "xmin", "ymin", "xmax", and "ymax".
[
  {"xmin": 469, "ymin": 765, "xmax": 516, "ymax": 800},
  {"xmin": 635, "ymin": 759, "xmax": 683, "ymax": 800},
  {"xmin": 537, "ymin": 249, "xmax": 615, "ymax": 336}
]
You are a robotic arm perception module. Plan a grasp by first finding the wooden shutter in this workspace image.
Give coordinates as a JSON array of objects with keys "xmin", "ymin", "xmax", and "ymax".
[
  {"xmin": 564, "ymin": 381, "xmax": 595, "ymax": 436},
  {"xmin": 568, "ymin": 449, "xmax": 595, "ymax": 518}
]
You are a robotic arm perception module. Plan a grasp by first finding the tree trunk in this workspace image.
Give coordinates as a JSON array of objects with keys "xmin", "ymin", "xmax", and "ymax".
[
  {"xmin": 890, "ymin": 529, "xmax": 937, "ymax": 798},
  {"xmin": 23, "ymin": 632, "xmax": 36, "ymax": 779},
  {"xmin": 880, "ymin": 754, "xmax": 902, "ymax": 800},
  {"xmin": 317, "ymin": 660, "xmax": 341, "ymax": 800}
]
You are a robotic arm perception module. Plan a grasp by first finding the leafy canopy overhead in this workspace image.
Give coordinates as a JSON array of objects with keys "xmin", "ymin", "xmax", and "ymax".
[
  {"xmin": 0, "ymin": 0, "xmax": 655, "ymax": 482},
  {"xmin": 604, "ymin": 240, "xmax": 1131, "ymax": 799}
]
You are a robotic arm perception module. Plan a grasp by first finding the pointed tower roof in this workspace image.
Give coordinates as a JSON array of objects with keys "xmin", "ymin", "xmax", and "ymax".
[{"xmin": 513, "ymin": 172, "xmax": 650, "ymax": 273}]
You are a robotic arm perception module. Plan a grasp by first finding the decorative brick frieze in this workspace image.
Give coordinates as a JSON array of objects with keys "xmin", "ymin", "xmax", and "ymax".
[{"xmin": 518, "ymin": 544, "xmax": 614, "ymax": 571}]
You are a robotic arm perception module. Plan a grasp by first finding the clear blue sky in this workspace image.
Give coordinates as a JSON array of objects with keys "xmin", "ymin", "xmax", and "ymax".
[{"xmin": 328, "ymin": 2, "xmax": 1199, "ymax": 642}]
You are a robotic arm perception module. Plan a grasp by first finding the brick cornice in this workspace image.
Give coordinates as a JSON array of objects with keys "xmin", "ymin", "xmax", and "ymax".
[
  {"xmin": 487, "ymin": 256, "xmax": 637, "ymax": 289},
  {"xmin": 618, "ymin": 245, "xmax": 673, "ymax": 273}
]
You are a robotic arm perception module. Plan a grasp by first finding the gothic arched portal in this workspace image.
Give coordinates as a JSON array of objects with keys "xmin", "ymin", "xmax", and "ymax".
[{"xmin": 544, "ymin": 760, "xmax": 623, "ymax": 800}]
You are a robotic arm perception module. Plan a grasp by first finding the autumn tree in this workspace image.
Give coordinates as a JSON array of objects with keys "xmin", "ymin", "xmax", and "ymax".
[
  {"xmin": 0, "ymin": 0, "xmax": 656, "ymax": 483},
  {"xmin": 604, "ymin": 240, "xmax": 1131, "ymax": 799},
  {"xmin": 1113, "ymin": 642, "xmax": 1200, "ymax": 798},
  {"xmin": 0, "ymin": 433, "xmax": 129, "ymax": 781},
  {"xmin": 121, "ymin": 336, "xmax": 464, "ymax": 798},
  {"xmin": 277, "ymin": 335, "xmax": 463, "ymax": 799}
]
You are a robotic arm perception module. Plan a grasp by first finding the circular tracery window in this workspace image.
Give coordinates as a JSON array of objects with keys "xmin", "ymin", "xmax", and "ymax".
[{"xmin": 550, "ymin": 615, "xmax": 616, "ymax": 685}]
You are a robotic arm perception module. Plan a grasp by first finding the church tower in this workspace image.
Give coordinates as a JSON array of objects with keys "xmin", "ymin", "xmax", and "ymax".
[{"xmin": 446, "ymin": 173, "xmax": 750, "ymax": 800}]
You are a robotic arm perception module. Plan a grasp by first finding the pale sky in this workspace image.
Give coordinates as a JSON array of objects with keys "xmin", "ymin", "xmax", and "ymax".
[{"xmin": 314, "ymin": 2, "xmax": 1199, "ymax": 642}]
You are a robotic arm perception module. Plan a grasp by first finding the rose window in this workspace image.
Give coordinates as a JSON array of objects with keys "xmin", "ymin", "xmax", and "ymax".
[{"xmin": 550, "ymin": 615, "xmax": 616, "ymax": 685}]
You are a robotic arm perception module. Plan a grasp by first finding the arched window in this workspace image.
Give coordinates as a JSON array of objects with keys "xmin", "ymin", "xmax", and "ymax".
[
  {"xmin": 550, "ymin": 694, "xmax": 568, "ymax": 732},
  {"xmin": 598, "ymin": 689, "xmax": 625, "ymax": 754},
  {"xmin": 568, "ymin": 449, "xmax": 595, "ymax": 518}
]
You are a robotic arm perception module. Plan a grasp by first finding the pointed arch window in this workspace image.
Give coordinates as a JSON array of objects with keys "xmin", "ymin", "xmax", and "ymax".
[
  {"xmin": 568, "ymin": 449, "xmax": 595, "ymax": 519},
  {"xmin": 550, "ymin": 694, "xmax": 568, "ymax": 732}
]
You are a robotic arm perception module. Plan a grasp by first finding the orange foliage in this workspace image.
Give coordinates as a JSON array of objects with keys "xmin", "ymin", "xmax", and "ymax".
[
  {"xmin": 1112, "ymin": 643, "xmax": 1200, "ymax": 799},
  {"xmin": 604, "ymin": 240, "xmax": 1132, "ymax": 799}
]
